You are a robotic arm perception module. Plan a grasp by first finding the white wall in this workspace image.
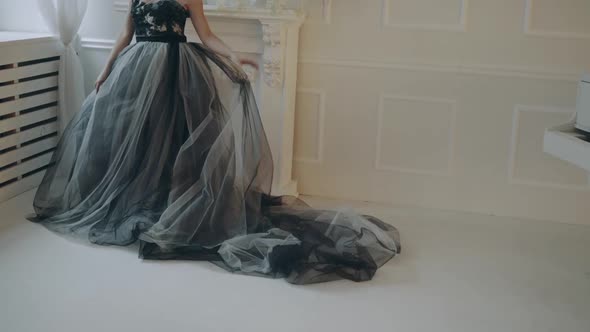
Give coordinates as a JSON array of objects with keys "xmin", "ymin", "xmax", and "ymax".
[
  {"xmin": 0, "ymin": 0, "xmax": 124, "ymax": 91},
  {"xmin": 0, "ymin": 0, "xmax": 46, "ymax": 32},
  {"xmin": 3, "ymin": 0, "xmax": 590, "ymax": 224},
  {"xmin": 294, "ymin": 0, "xmax": 590, "ymax": 224}
]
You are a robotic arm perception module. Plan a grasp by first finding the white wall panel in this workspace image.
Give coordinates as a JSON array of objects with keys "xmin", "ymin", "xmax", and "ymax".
[
  {"xmin": 525, "ymin": 0, "xmax": 590, "ymax": 39},
  {"xmin": 509, "ymin": 105, "xmax": 587, "ymax": 189},
  {"xmin": 376, "ymin": 95, "xmax": 456, "ymax": 176},
  {"xmin": 294, "ymin": 89, "xmax": 326, "ymax": 164},
  {"xmin": 382, "ymin": 0, "xmax": 468, "ymax": 31},
  {"xmin": 295, "ymin": 0, "xmax": 590, "ymax": 225}
]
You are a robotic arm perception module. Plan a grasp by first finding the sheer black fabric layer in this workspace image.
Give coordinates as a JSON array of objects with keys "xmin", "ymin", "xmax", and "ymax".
[{"xmin": 26, "ymin": 41, "xmax": 401, "ymax": 285}]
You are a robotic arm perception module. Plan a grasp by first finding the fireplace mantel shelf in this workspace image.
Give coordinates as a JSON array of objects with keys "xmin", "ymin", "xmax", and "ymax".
[
  {"xmin": 204, "ymin": 7, "xmax": 304, "ymax": 22},
  {"xmin": 114, "ymin": 2, "xmax": 305, "ymax": 88},
  {"xmin": 113, "ymin": 3, "xmax": 304, "ymax": 23}
]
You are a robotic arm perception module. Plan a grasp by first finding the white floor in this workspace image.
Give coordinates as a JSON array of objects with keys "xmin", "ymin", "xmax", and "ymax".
[{"xmin": 1, "ymin": 189, "xmax": 589, "ymax": 332}]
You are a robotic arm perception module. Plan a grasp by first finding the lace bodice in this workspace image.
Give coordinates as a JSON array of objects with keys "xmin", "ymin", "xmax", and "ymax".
[{"xmin": 132, "ymin": 0, "xmax": 190, "ymax": 38}]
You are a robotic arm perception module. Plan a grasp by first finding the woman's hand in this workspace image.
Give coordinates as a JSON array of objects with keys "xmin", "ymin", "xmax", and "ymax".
[
  {"xmin": 95, "ymin": 69, "xmax": 110, "ymax": 92},
  {"xmin": 94, "ymin": 0, "xmax": 135, "ymax": 93},
  {"xmin": 237, "ymin": 56, "xmax": 259, "ymax": 70},
  {"xmin": 230, "ymin": 53, "xmax": 258, "ymax": 70}
]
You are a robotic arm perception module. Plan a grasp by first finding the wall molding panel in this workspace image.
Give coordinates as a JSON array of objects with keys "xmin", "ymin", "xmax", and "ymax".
[
  {"xmin": 523, "ymin": 0, "xmax": 590, "ymax": 39},
  {"xmin": 80, "ymin": 38, "xmax": 116, "ymax": 50},
  {"xmin": 304, "ymin": 0, "xmax": 332, "ymax": 25},
  {"xmin": 375, "ymin": 95, "xmax": 456, "ymax": 176},
  {"xmin": 112, "ymin": 1, "xmax": 128, "ymax": 13},
  {"xmin": 381, "ymin": 0, "xmax": 469, "ymax": 31},
  {"xmin": 508, "ymin": 105, "xmax": 588, "ymax": 191},
  {"xmin": 294, "ymin": 88, "xmax": 326, "ymax": 164},
  {"xmin": 320, "ymin": 0, "xmax": 332, "ymax": 24},
  {"xmin": 80, "ymin": 39, "xmax": 579, "ymax": 82},
  {"xmin": 298, "ymin": 57, "xmax": 580, "ymax": 82}
]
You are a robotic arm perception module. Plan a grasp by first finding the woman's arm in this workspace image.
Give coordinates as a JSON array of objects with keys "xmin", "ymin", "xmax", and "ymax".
[
  {"xmin": 95, "ymin": 0, "xmax": 136, "ymax": 91},
  {"xmin": 185, "ymin": 0, "xmax": 258, "ymax": 69}
]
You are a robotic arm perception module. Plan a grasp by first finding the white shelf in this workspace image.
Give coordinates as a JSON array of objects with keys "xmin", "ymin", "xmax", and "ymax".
[
  {"xmin": 544, "ymin": 122, "xmax": 590, "ymax": 185},
  {"xmin": 0, "ymin": 32, "xmax": 55, "ymax": 47}
]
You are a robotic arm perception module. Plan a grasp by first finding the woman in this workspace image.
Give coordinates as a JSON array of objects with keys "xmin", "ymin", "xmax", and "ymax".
[{"xmin": 26, "ymin": 0, "xmax": 401, "ymax": 285}]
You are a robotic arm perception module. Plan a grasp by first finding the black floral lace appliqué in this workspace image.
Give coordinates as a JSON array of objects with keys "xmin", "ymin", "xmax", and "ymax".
[{"xmin": 132, "ymin": 0, "xmax": 190, "ymax": 37}]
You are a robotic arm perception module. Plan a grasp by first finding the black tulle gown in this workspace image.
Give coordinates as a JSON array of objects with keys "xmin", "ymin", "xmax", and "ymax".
[{"xmin": 25, "ymin": 0, "xmax": 401, "ymax": 285}]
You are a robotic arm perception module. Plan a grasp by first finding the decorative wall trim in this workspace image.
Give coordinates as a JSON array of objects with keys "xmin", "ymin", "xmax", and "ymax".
[
  {"xmin": 523, "ymin": 0, "xmax": 590, "ymax": 40},
  {"xmin": 113, "ymin": 1, "xmax": 128, "ymax": 13},
  {"xmin": 80, "ymin": 39, "xmax": 580, "ymax": 83},
  {"xmin": 261, "ymin": 22, "xmax": 283, "ymax": 87},
  {"xmin": 375, "ymin": 95, "xmax": 456, "ymax": 176},
  {"xmin": 299, "ymin": 57, "xmax": 580, "ymax": 82},
  {"xmin": 305, "ymin": 0, "xmax": 332, "ymax": 25},
  {"xmin": 113, "ymin": 1, "xmax": 301, "ymax": 20},
  {"xmin": 381, "ymin": 0, "xmax": 469, "ymax": 31},
  {"xmin": 79, "ymin": 39, "xmax": 580, "ymax": 83},
  {"xmin": 80, "ymin": 38, "xmax": 116, "ymax": 50},
  {"xmin": 320, "ymin": 0, "xmax": 332, "ymax": 24},
  {"xmin": 508, "ymin": 105, "xmax": 589, "ymax": 191},
  {"xmin": 294, "ymin": 88, "xmax": 326, "ymax": 164}
]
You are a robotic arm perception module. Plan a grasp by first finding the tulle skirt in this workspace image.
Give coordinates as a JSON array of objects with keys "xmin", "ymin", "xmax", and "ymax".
[{"xmin": 26, "ymin": 40, "xmax": 401, "ymax": 284}]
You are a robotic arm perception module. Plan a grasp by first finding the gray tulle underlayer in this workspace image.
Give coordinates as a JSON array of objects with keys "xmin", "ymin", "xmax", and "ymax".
[{"xmin": 26, "ymin": 41, "xmax": 401, "ymax": 285}]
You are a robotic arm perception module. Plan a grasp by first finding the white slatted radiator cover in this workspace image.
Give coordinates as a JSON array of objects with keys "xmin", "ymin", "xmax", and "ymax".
[{"xmin": 0, "ymin": 33, "xmax": 62, "ymax": 203}]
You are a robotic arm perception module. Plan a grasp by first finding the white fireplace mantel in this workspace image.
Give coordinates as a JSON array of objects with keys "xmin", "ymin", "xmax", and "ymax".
[{"xmin": 113, "ymin": 3, "xmax": 305, "ymax": 196}]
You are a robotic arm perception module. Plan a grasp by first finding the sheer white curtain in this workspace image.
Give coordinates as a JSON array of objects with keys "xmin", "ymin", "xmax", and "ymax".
[{"xmin": 36, "ymin": 0, "xmax": 88, "ymax": 138}]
